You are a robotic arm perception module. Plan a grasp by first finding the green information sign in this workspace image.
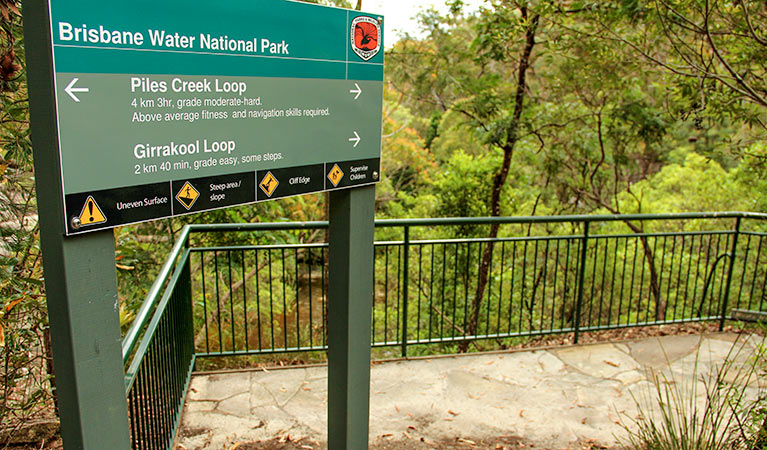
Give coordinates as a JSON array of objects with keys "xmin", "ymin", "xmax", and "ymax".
[{"xmin": 46, "ymin": 0, "xmax": 384, "ymax": 234}]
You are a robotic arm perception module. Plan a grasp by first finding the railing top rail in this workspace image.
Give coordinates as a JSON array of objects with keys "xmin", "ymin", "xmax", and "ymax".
[
  {"xmin": 121, "ymin": 211, "xmax": 767, "ymax": 364},
  {"xmin": 122, "ymin": 225, "xmax": 191, "ymax": 365},
  {"xmin": 180, "ymin": 212, "xmax": 766, "ymax": 233},
  {"xmin": 374, "ymin": 211, "xmax": 767, "ymax": 227}
]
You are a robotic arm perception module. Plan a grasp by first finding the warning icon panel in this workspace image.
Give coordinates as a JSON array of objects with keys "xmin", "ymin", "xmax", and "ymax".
[
  {"xmin": 176, "ymin": 182, "xmax": 200, "ymax": 210},
  {"xmin": 78, "ymin": 196, "xmax": 107, "ymax": 226},
  {"xmin": 327, "ymin": 164, "xmax": 344, "ymax": 187},
  {"xmin": 259, "ymin": 172, "xmax": 279, "ymax": 197}
]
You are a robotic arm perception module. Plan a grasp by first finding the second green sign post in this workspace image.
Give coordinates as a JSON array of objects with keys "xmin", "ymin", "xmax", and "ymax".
[{"xmin": 25, "ymin": 0, "xmax": 383, "ymax": 448}]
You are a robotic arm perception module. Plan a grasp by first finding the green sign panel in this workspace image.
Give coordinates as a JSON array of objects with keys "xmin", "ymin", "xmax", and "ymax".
[{"xmin": 46, "ymin": 0, "xmax": 384, "ymax": 234}]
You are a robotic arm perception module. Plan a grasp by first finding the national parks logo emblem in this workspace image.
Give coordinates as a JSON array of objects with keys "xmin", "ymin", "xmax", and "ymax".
[{"xmin": 351, "ymin": 16, "xmax": 381, "ymax": 61}]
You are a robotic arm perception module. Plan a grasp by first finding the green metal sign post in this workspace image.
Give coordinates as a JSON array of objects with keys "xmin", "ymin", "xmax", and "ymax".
[
  {"xmin": 24, "ymin": 1, "xmax": 133, "ymax": 448},
  {"xmin": 328, "ymin": 185, "xmax": 375, "ymax": 449},
  {"xmin": 25, "ymin": 0, "xmax": 382, "ymax": 448}
]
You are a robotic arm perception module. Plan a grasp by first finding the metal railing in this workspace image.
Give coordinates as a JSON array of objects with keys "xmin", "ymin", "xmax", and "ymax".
[{"xmin": 121, "ymin": 212, "xmax": 767, "ymax": 450}]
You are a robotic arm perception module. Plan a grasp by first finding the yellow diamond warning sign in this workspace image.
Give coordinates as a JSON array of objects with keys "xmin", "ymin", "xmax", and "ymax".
[
  {"xmin": 328, "ymin": 164, "xmax": 344, "ymax": 187},
  {"xmin": 259, "ymin": 172, "xmax": 279, "ymax": 197},
  {"xmin": 175, "ymin": 182, "xmax": 200, "ymax": 210},
  {"xmin": 78, "ymin": 196, "xmax": 107, "ymax": 226}
]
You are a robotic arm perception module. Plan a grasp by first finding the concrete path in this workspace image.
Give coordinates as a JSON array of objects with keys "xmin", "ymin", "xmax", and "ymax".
[{"xmin": 176, "ymin": 332, "xmax": 763, "ymax": 449}]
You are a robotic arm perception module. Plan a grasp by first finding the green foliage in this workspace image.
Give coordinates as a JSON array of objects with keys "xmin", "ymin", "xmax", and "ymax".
[
  {"xmin": 432, "ymin": 150, "xmax": 496, "ymax": 220},
  {"xmin": 0, "ymin": 0, "xmax": 54, "ymax": 439},
  {"xmin": 620, "ymin": 335, "xmax": 767, "ymax": 450}
]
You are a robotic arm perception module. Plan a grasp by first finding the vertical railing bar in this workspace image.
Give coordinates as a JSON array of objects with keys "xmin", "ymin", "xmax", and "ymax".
[
  {"xmin": 160, "ymin": 325, "xmax": 171, "ymax": 448},
  {"xmin": 701, "ymin": 234, "xmax": 715, "ymax": 318},
  {"xmin": 461, "ymin": 242, "xmax": 469, "ymax": 337},
  {"xmin": 242, "ymin": 250, "xmax": 248, "ymax": 353},
  {"xmin": 628, "ymin": 237, "xmax": 639, "ymax": 326},
  {"xmin": 401, "ymin": 226, "xmax": 410, "ymax": 357},
  {"xmin": 736, "ymin": 234, "xmax": 751, "ymax": 310},
  {"xmin": 672, "ymin": 236, "xmax": 685, "ymax": 321},
  {"xmin": 145, "ymin": 359, "xmax": 156, "ymax": 450},
  {"xmin": 162, "ymin": 311, "xmax": 174, "ymax": 444},
  {"xmin": 321, "ymin": 247, "xmax": 327, "ymax": 347},
  {"xmin": 281, "ymin": 248, "xmax": 288, "ymax": 350},
  {"xmin": 530, "ymin": 239, "xmax": 540, "ymax": 332},
  {"xmin": 682, "ymin": 234, "xmax": 694, "ymax": 320},
  {"xmin": 720, "ymin": 218, "xmax": 741, "ymax": 330},
  {"xmin": 758, "ymin": 238, "xmax": 767, "ymax": 313},
  {"xmin": 128, "ymin": 389, "xmax": 138, "ymax": 450},
  {"xmin": 167, "ymin": 286, "xmax": 179, "ymax": 434},
  {"xmin": 149, "ymin": 327, "xmax": 162, "ymax": 449},
  {"xmin": 709, "ymin": 233, "xmax": 723, "ymax": 318},
  {"xmin": 486, "ymin": 241, "xmax": 493, "ymax": 336},
  {"xmin": 171, "ymin": 269, "xmax": 181, "ymax": 419},
  {"xmin": 644, "ymin": 236, "xmax": 658, "ymax": 323},
  {"xmin": 143, "ymin": 360, "xmax": 153, "ymax": 450},
  {"xmin": 716, "ymin": 235, "xmax": 728, "ymax": 317},
  {"xmin": 520, "ymin": 240, "xmax": 528, "ymax": 333},
  {"xmin": 538, "ymin": 239, "xmax": 547, "ymax": 332},
  {"xmin": 268, "ymin": 249, "xmax": 275, "ymax": 351},
  {"xmin": 228, "ymin": 251, "xmax": 235, "ymax": 352},
  {"xmin": 201, "ymin": 252, "xmax": 209, "ymax": 354},
  {"xmin": 561, "ymin": 239, "xmax": 572, "ymax": 331},
  {"xmin": 484, "ymin": 242, "xmax": 493, "ymax": 335},
  {"xmin": 372, "ymin": 246, "xmax": 377, "ymax": 344},
  {"xmin": 508, "ymin": 241, "xmax": 517, "ymax": 334},
  {"xmin": 384, "ymin": 245, "xmax": 389, "ymax": 341},
  {"xmin": 255, "ymin": 250, "xmax": 263, "ymax": 351},
  {"xmin": 308, "ymin": 247, "xmax": 314, "ymax": 349},
  {"xmin": 587, "ymin": 238, "xmax": 599, "ymax": 329},
  {"xmin": 428, "ymin": 243, "xmax": 435, "ymax": 341},
  {"xmin": 574, "ymin": 221, "xmax": 590, "ymax": 344},
  {"xmin": 295, "ymin": 248, "xmax": 300, "ymax": 350},
  {"xmin": 656, "ymin": 236, "xmax": 669, "ymax": 322},
  {"xmin": 617, "ymin": 237, "xmax": 629, "ymax": 326},
  {"xmin": 160, "ymin": 306, "xmax": 177, "ymax": 438},
  {"xmin": 664, "ymin": 236, "xmax": 677, "ymax": 322},
  {"xmin": 636, "ymin": 238, "xmax": 651, "ymax": 323},
  {"xmin": 497, "ymin": 241, "xmax": 506, "ymax": 334},
  {"xmin": 136, "ymin": 363, "xmax": 148, "ymax": 450},
  {"xmin": 148, "ymin": 344, "xmax": 160, "ymax": 449},
  {"xmin": 596, "ymin": 238, "xmax": 609, "ymax": 328},
  {"xmin": 416, "ymin": 243, "xmax": 423, "ymax": 343},
  {"xmin": 440, "ymin": 243, "xmax": 446, "ymax": 339},
  {"xmin": 692, "ymin": 234, "xmax": 706, "ymax": 318},
  {"xmin": 159, "ymin": 310, "xmax": 171, "ymax": 443},
  {"xmin": 452, "ymin": 243, "xmax": 459, "ymax": 337},
  {"xmin": 550, "ymin": 239, "xmax": 560, "ymax": 332},
  {"xmin": 606, "ymin": 238, "xmax": 618, "ymax": 327},
  {"xmin": 747, "ymin": 236, "xmax": 764, "ymax": 311},
  {"xmin": 395, "ymin": 244, "xmax": 402, "ymax": 345},
  {"xmin": 214, "ymin": 251, "xmax": 223, "ymax": 353}
]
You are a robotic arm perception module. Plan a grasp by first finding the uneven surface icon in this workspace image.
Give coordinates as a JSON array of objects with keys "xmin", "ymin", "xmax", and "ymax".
[
  {"xmin": 260, "ymin": 172, "xmax": 279, "ymax": 197},
  {"xmin": 351, "ymin": 16, "xmax": 381, "ymax": 61},
  {"xmin": 176, "ymin": 182, "xmax": 200, "ymax": 210},
  {"xmin": 327, "ymin": 164, "xmax": 344, "ymax": 187},
  {"xmin": 78, "ymin": 196, "xmax": 107, "ymax": 226}
]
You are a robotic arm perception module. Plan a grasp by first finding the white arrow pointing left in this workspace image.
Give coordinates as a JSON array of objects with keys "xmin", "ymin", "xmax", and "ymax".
[
  {"xmin": 348, "ymin": 131, "xmax": 361, "ymax": 148},
  {"xmin": 65, "ymin": 78, "xmax": 89, "ymax": 102}
]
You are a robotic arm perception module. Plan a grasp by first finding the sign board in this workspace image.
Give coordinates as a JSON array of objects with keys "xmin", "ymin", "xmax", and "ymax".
[{"xmin": 46, "ymin": 0, "xmax": 384, "ymax": 234}]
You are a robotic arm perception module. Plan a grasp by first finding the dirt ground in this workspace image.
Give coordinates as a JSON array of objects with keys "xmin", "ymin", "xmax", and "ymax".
[
  {"xmin": 5, "ymin": 322, "xmax": 760, "ymax": 450},
  {"xmin": 226, "ymin": 435, "xmax": 611, "ymax": 450}
]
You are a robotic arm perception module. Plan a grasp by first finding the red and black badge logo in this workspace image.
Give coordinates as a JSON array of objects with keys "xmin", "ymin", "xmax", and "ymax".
[{"xmin": 351, "ymin": 16, "xmax": 381, "ymax": 61}]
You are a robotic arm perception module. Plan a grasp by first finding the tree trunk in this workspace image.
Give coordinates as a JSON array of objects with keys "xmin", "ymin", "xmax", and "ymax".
[
  {"xmin": 624, "ymin": 222, "xmax": 665, "ymax": 322},
  {"xmin": 460, "ymin": 11, "xmax": 539, "ymax": 352}
]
